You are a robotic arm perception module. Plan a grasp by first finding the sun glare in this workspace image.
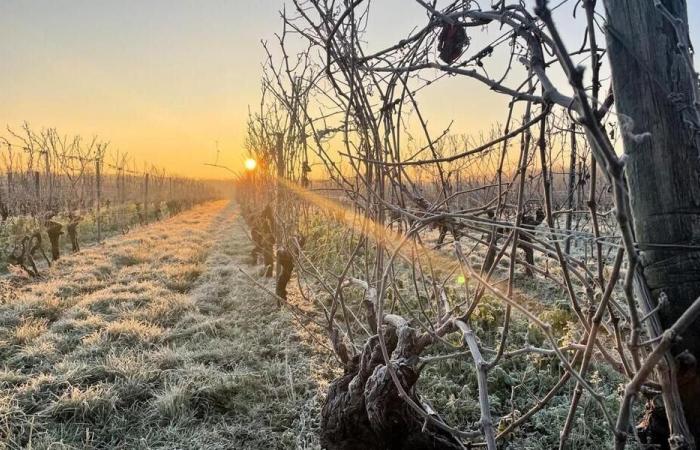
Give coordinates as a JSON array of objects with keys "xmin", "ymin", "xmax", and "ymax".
[{"xmin": 244, "ymin": 158, "xmax": 257, "ymax": 171}]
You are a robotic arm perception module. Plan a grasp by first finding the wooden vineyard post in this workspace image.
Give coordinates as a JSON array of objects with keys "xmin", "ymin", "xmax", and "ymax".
[
  {"xmin": 565, "ymin": 123, "xmax": 576, "ymax": 254},
  {"xmin": 34, "ymin": 171, "xmax": 40, "ymax": 211},
  {"xmin": 276, "ymin": 132, "xmax": 284, "ymax": 214},
  {"xmin": 96, "ymin": 157, "xmax": 102, "ymax": 242},
  {"xmin": 144, "ymin": 173, "xmax": 149, "ymax": 224},
  {"xmin": 44, "ymin": 147, "xmax": 52, "ymax": 209}
]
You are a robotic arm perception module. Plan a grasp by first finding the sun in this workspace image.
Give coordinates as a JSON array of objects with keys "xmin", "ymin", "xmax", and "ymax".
[{"xmin": 244, "ymin": 158, "xmax": 257, "ymax": 171}]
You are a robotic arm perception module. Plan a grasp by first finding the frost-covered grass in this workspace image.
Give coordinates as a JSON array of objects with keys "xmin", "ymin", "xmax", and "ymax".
[
  {"xmin": 0, "ymin": 201, "xmax": 202, "ymax": 274},
  {"xmin": 0, "ymin": 201, "xmax": 331, "ymax": 449},
  {"xmin": 0, "ymin": 200, "xmax": 627, "ymax": 449},
  {"xmin": 296, "ymin": 211, "xmax": 626, "ymax": 450}
]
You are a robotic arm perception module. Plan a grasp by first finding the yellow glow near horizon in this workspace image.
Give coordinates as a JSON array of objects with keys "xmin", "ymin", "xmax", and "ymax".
[{"xmin": 244, "ymin": 158, "xmax": 257, "ymax": 171}]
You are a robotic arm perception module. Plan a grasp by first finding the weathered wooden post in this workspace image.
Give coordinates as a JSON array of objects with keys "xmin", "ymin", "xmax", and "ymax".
[
  {"xmin": 565, "ymin": 123, "xmax": 577, "ymax": 254},
  {"xmin": 43, "ymin": 148, "xmax": 52, "ymax": 208},
  {"xmin": 0, "ymin": 179, "xmax": 7, "ymax": 220},
  {"xmin": 33, "ymin": 171, "xmax": 40, "ymax": 209},
  {"xmin": 96, "ymin": 157, "xmax": 102, "ymax": 242},
  {"xmin": 144, "ymin": 173, "xmax": 150, "ymax": 224},
  {"xmin": 604, "ymin": 0, "xmax": 700, "ymax": 441}
]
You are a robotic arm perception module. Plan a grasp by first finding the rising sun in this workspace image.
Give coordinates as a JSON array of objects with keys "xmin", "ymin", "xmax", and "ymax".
[{"xmin": 244, "ymin": 158, "xmax": 257, "ymax": 171}]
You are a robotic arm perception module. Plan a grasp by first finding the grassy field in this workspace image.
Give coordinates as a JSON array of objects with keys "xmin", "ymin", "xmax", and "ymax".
[{"xmin": 0, "ymin": 201, "xmax": 334, "ymax": 449}]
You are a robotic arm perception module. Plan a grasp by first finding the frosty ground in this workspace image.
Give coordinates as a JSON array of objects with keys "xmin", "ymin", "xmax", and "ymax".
[{"xmin": 0, "ymin": 201, "xmax": 334, "ymax": 449}]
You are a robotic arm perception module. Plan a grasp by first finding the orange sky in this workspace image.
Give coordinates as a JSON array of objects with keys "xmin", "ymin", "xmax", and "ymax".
[{"xmin": 1, "ymin": 1, "xmax": 698, "ymax": 178}]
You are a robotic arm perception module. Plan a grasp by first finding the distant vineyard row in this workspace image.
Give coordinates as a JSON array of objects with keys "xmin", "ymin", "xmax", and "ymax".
[{"xmin": 0, "ymin": 123, "xmax": 230, "ymax": 275}]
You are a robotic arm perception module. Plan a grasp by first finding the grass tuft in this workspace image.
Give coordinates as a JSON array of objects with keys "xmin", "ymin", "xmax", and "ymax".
[
  {"xmin": 12, "ymin": 318, "xmax": 48, "ymax": 345},
  {"xmin": 44, "ymin": 384, "xmax": 118, "ymax": 423}
]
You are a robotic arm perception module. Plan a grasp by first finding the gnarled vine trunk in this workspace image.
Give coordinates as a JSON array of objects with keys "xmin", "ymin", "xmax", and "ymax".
[
  {"xmin": 67, "ymin": 218, "xmax": 81, "ymax": 252},
  {"xmin": 46, "ymin": 221, "xmax": 63, "ymax": 261},
  {"xmin": 321, "ymin": 325, "xmax": 462, "ymax": 450}
]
